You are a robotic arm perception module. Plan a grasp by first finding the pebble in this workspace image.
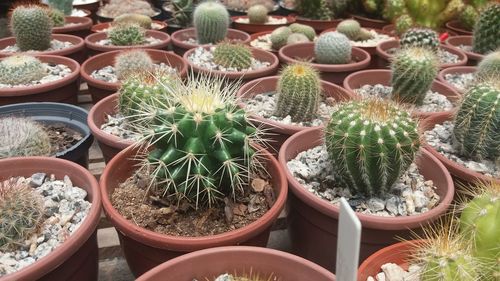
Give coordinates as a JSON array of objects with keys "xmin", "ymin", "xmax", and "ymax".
[
  {"xmin": 0, "ymin": 63, "xmax": 72, "ymax": 88},
  {"xmin": 367, "ymin": 263, "xmax": 422, "ymax": 281},
  {"xmin": 387, "ymin": 47, "xmax": 460, "ymax": 65},
  {"xmin": 235, "ymin": 16, "xmax": 288, "ymax": 24},
  {"xmin": 349, "ymin": 29, "xmax": 394, "ymax": 47},
  {"xmin": 101, "ymin": 113, "xmax": 142, "ymax": 141},
  {"xmin": 444, "ymin": 72, "xmax": 475, "ymax": 92},
  {"xmin": 95, "ymin": 36, "xmax": 162, "ymax": 46},
  {"xmin": 187, "ymin": 46, "xmax": 271, "ymax": 72},
  {"xmin": 90, "ymin": 63, "xmax": 177, "ymax": 83},
  {"xmin": 250, "ymin": 33, "xmax": 274, "ymax": 51},
  {"xmin": 1, "ymin": 39, "xmax": 74, "ymax": 53}
]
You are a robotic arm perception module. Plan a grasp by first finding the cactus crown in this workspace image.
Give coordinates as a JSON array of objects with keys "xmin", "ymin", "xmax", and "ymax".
[
  {"xmin": 0, "ymin": 179, "xmax": 44, "ymax": 251},
  {"xmin": 400, "ymin": 28, "xmax": 440, "ymax": 51},
  {"xmin": 193, "ymin": 1, "xmax": 230, "ymax": 44},
  {"xmin": 114, "ymin": 13, "xmax": 153, "ymax": 29},
  {"xmin": 114, "ymin": 49, "xmax": 154, "ymax": 80},
  {"xmin": 0, "ymin": 117, "xmax": 52, "ymax": 159},
  {"xmin": 0, "ymin": 54, "xmax": 47, "ymax": 86},
  {"xmin": 247, "ymin": 4, "xmax": 269, "ymax": 24},
  {"xmin": 394, "ymin": 14, "xmax": 414, "ymax": 35},
  {"xmin": 476, "ymin": 50, "xmax": 500, "ymax": 79},
  {"xmin": 314, "ymin": 32, "xmax": 352, "ymax": 64},
  {"xmin": 472, "ymin": 3, "xmax": 500, "ymax": 54},
  {"xmin": 325, "ymin": 99, "xmax": 420, "ymax": 196},
  {"xmin": 108, "ymin": 23, "xmax": 146, "ymax": 46},
  {"xmin": 212, "ymin": 41, "xmax": 253, "ymax": 70},
  {"xmin": 47, "ymin": 8, "xmax": 65, "ymax": 27},
  {"xmin": 10, "ymin": 5, "xmax": 53, "ymax": 51}
]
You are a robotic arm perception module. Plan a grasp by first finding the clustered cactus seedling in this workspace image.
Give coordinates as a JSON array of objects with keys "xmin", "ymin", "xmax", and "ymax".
[
  {"xmin": 400, "ymin": 28, "xmax": 440, "ymax": 51},
  {"xmin": 114, "ymin": 13, "xmax": 153, "ymax": 29},
  {"xmin": 193, "ymin": 1, "xmax": 230, "ymax": 44},
  {"xmin": 390, "ymin": 47, "xmax": 439, "ymax": 105},
  {"xmin": 472, "ymin": 3, "xmax": 500, "ymax": 55},
  {"xmin": 0, "ymin": 54, "xmax": 47, "ymax": 86},
  {"xmin": 47, "ymin": 0, "xmax": 73, "ymax": 15},
  {"xmin": 269, "ymin": 24, "xmax": 316, "ymax": 50},
  {"xmin": 336, "ymin": 19, "xmax": 374, "ymax": 41},
  {"xmin": 0, "ymin": 117, "xmax": 52, "ymax": 159},
  {"xmin": 314, "ymin": 32, "xmax": 352, "ymax": 64},
  {"xmin": 108, "ymin": 23, "xmax": 146, "ymax": 46},
  {"xmin": 47, "ymin": 8, "xmax": 65, "ymax": 27},
  {"xmin": 289, "ymin": 23, "xmax": 316, "ymax": 41},
  {"xmin": 296, "ymin": 0, "xmax": 332, "ymax": 20},
  {"xmin": 10, "ymin": 5, "xmax": 53, "ymax": 51},
  {"xmin": 114, "ymin": 49, "xmax": 154, "ymax": 80},
  {"xmin": 213, "ymin": 42, "xmax": 253, "ymax": 70},
  {"xmin": 476, "ymin": 50, "xmax": 500, "ymax": 79},
  {"xmin": 270, "ymin": 26, "xmax": 292, "ymax": 49},
  {"xmin": 274, "ymin": 63, "xmax": 322, "ymax": 122},
  {"xmin": 247, "ymin": 4, "xmax": 268, "ymax": 24}
]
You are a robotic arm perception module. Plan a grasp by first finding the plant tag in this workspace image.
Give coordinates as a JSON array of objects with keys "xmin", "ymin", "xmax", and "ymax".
[{"xmin": 335, "ymin": 197, "xmax": 362, "ymax": 281}]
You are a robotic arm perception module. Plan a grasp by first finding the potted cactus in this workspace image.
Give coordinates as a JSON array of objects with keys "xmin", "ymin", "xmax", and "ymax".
[
  {"xmin": 162, "ymin": 0, "xmax": 196, "ymax": 34},
  {"xmin": 231, "ymin": 4, "xmax": 296, "ymax": 34},
  {"xmin": 248, "ymin": 23, "xmax": 316, "ymax": 54},
  {"xmin": 91, "ymin": 13, "xmax": 168, "ymax": 33},
  {"xmin": 294, "ymin": 0, "xmax": 344, "ymax": 32},
  {"xmin": 445, "ymin": 0, "xmax": 489, "ymax": 35},
  {"xmin": 47, "ymin": 7, "xmax": 93, "ymax": 39}
]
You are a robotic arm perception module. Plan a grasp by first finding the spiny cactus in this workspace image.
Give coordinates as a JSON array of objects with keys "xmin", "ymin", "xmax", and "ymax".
[
  {"xmin": 286, "ymin": 33, "xmax": 309, "ymax": 45},
  {"xmin": 289, "ymin": 23, "xmax": 315, "ymax": 41},
  {"xmin": 114, "ymin": 49, "xmax": 154, "ymax": 80},
  {"xmin": 0, "ymin": 179, "xmax": 44, "ymax": 250},
  {"xmin": 0, "ymin": 117, "xmax": 52, "ymax": 159},
  {"xmin": 400, "ymin": 28, "xmax": 440, "ymax": 51},
  {"xmin": 390, "ymin": 47, "xmax": 439, "ymax": 106},
  {"xmin": 47, "ymin": 0, "xmax": 73, "ymax": 15},
  {"xmin": 193, "ymin": 1, "xmax": 230, "ymax": 44},
  {"xmin": 401, "ymin": 0, "xmax": 464, "ymax": 30},
  {"xmin": 270, "ymin": 26, "xmax": 292, "ymax": 50},
  {"xmin": 296, "ymin": 0, "xmax": 332, "ymax": 20},
  {"xmin": 394, "ymin": 14, "xmax": 414, "ymax": 35},
  {"xmin": 361, "ymin": 0, "xmax": 384, "ymax": 17},
  {"xmin": 108, "ymin": 23, "xmax": 146, "ymax": 46},
  {"xmin": 114, "ymin": 13, "xmax": 153, "ymax": 29},
  {"xmin": 459, "ymin": 5, "xmax": 480, "ymax": 31},
  {"xmin": 477, "ymin": 50, "xmax": 500, "ymax": 79},
  {"xmin": 472, "ymin": 3, "xmax": 500, "ymax": 55},
  {"xmin": 325, "ymin": 99, "xmax": 420, "ymax": 196},
  {"xmin": 247, "ymin": 4, "xmax": 268, "ymax": 24},
  {"xmin": 336, "ymin": 19, "xmax": 361, "ymax": 41},
  {"xmin": 314, "ymin": 32, "xmax": 351, "ymax": 64},
  {"xmin": 452, "ymin": 78, "xmax": 500, "ymax": 161},
  {"xmin": 383, "ymin": 0, "xmax": 408, "ymax": 21},
  {"xmin": 47, "ymin": 8, "xmax": 65, "ymax": 27},
  {"xmin": 0, "ymin": 54, "xmax": 47, "ymax": 86},
  {"xmin": 10, "ymin": 5, "xmax": 53, "ymax": 51},
  {"xmin": 274, "ymin": 63, "xmax": 322, "ymax": 122},
  {"xmin": 213, "ymin": 42, "xmax": 252, "ymax": 70}
]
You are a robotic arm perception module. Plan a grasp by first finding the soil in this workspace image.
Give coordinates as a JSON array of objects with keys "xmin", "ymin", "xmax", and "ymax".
[{"xmin": 43, "ymin": 123, "xmax": 83, "ymax": 155}]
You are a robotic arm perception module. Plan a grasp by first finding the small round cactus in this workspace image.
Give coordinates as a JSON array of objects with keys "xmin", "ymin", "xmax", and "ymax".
[
  {"xmin": 47, "ymin": 8, "xmax": 65, "ymax": 27},
  {"xmin": 390, "ymin": 47, "xmax": 439, "ymax": 105},
  {"xmin": 400, "ymin": 28, "xmax": 440, "ymax": 51},
  {"xmin": 314, "ymin": 32, "xmax": 352, "ymax": 64},
  {"xmin": 0, "ymin": 117, "xmax": 52, "ymax": 159},
  {"xmin": 477, "ymin": 50, "xmax": 500, "ymax": 79},
  {"xmin": 108, "ymin": 23, "xmax": 146, "ymax": 46},
  {"xmin": 394, "ymin": 14, "xmax": 414, "ymax": 35},
  {"xmin": 213, "ymin": 42, "xmax": 252, "ymax": 70},
  {"xmin": 247, "ymin": 4, "xmax": 268, "ymax": 24},
  {"xmin": 275, "ymin": 63, "xmax": 322, "ymax": 122},
  {"xmin": 336, "ymin": 19, "xmax": 362, "ymax": 41},
  {"xmin": 460, "ymin": 5, "xmax": 479, "ymax": 31},
  {"xmin": 10, "ymin": 5, "xmax": 53, "ymax": 51},
  {"xmin": 270, "ymin": 26, "xmax": 292, "ymax": 50},
  {"xmin": 472, "ymin": 4, "xmax": 500, "ymax": 54},
  {"xmin": 193, "ymin": 1, "xmax": 230, "ymax": 44},
  {"xmin": 325, "ymin": 99, "xmax": 420, "ymax": 196},
  {"xmin": 114, "ymin": 49, "xmax": 154, "ymax": 80},
  {"xmin": 289, "ymin": 23, "xmax": 316, "ymax": 41},
  {"xmin": 0, "ymin": 54, "xmax": 47, "ymax": 86},
  {"xmin": 114, "ymin": 13, "xmax": 153, "ymax": 29},
  {"xmin": 286, "ymin": 33, "xmax": 310, "ymax": 45},
  {"xmin": 357, "ymin": 28, "xmax": 375, "ymax": 41}
]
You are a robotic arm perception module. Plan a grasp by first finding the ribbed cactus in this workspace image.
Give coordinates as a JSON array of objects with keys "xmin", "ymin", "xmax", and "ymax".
[
  {"xmin": 286, "ymin": 33, "xmax": 309, "ymax": 45},
  {"xmin": 114, "ymin": 49, "xmax": 154, "ymax": 80},
  {"xmin": 108, "ymin": 23, "xmax": 146, "ymax": 46},
  {"xmin": 289, "ymin": 23, "xmax": 316, "ymax": 41},
  {"xmin": 394, "ymin": 14, "xmax": 414, "ymax": 35},
  {"xmin": 314, "ymin": 32, "xmax": 351, "ymax": 64},
  {"xmin": 452, "ymin": 78, "xmax": 500, "ymax": 161},
  {"xmin": 47, "ymin": 8, "xmax": 65, "ymax": 27},
  {"xmin": 477, "ymin": 50, "xmax": 500, "ymax": 79},
  {"xmin": 0, "ymin": 117, "xmax": 52, "ymax": 159},
  {"xmin": 114, "ymin": 13, "xmax": 153, "ymax": 29},
  {"xmin": 213, "ymin": 42, "xmax": 252, "ymax": 70},
  {"xmin": 193, "ymin": 1, "xmax": 230, "ymax": 44},
  {"xmin": 459, "ymin": 5, "xmax": 479, "ymax": 31},
  {"xmin": 247, "ymin": 4, "xmax": 268, "ymax": 24},
  {"xmin": 47, "ymin": 0, "xmax": 73, "ymax": 15},
  {"xmin": 400, "ymin": 28, "xmax": 440, "ymax": 51},
  {"xmin": 0, "ymin": 55, "xmax": 47, "ymax": 86},
  {"xmin": 472, "ymin": 4, "xmax": 500, "ymax": 55},
  {"xmin": 390, "ymin": 47, "xmax": 439, "ymax": 105},
  {"xmin": 270, "ymin": 26, "xmax": 292, "ymax": 50},
  {"xmin": 325, "ymin": 99, "xmax": 420, "ymax": 196},
  {"xmin": 10, "ymin": 5, "xmax": 53, "ymax": 51},
  {"xmin": 297, "ymin": 0, "xmax": 332, "ymax": 20},
  {"xmin": 274, "ymin": 63, "xmax": 322, "ymax": 122},
  {"xmin": 336, "ymin": 19, "xmax": 361, "ymax": 41},
  {"xmin": 0, "ymin": 180, "xmax": 44, "ymax": 250}
]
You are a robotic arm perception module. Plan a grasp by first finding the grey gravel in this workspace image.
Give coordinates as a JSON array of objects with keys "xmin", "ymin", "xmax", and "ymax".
[
  {"xmin": 287, "ymin": 145, "xmax": 441, "ymax": 217},
  {"xmin": 0, "ymin": 63, "xmax": 72, "ymax": 88},
  {"xmin": 457, "ymin": 44, "xmax": 473, "ymax": 53},
  {"xmin": 444, "ymin": 72, "xmax": 475, "ymax": 92},
  {"xmin": 95, "ymin": 36, "xmax": 162, "ymax": 46},
  {"xmin": 367, "ymin": 263, "xmax": 422, "ymax": 281},
  {"xmin": 1, "ymin": 39, "xmax": 74, "ymax": 53},
  {"xmin": 101, "ymin": 113, "xmax": 142, "ymax": 141},
  {"xmin": 350, "ymin": 29, "xmax": 394, "ymax": 47},
  {"xmin": 387, "ymin": 47, "xmax": 460, "ymax": 65},
  {"xmin": 90, "ymin": 63, "xmax": 177, "ymax": 83},
  {"xmin": 187, "ymin": 46, "xmax": 271, "ymax": 72}
]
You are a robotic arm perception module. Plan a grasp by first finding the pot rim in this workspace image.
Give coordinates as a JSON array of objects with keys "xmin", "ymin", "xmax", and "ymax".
[
  {"xmin": 445, "ymin": 20, "xmax": 473, "ymax": 36},
  {"xmin": 90, "ymin": 20, "xmax": 168, "ymax": 33},
  {"xmin": 171, "ymin": 28, "xmax": 251, "ymax": 50},
  {"xmin": 437, "ymin": 65, "xmax": 477, "ymax": 92},
  {"xmin": 444, "ymin": 35, "xmax": 484, "ymax": 61},
  {"xmin": 52, "ymin": 16, "xmax": 93, "ymax": 33},
  {"xmin": 0, "ymin": 34, "xmax": 85, "ymax": 57},
  {"xmin": 84, "ymin": 30, "xmax": 171, "ymax": 52}
]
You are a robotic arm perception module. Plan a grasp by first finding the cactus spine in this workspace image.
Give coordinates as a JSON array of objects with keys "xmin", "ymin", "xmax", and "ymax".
[
  {"xmin": 108, "ymin": 24, "xmax": 146, "ymax": 46},
  {"xmin": 275, "ymin": 63, "xmax": 322, "ymax": 122},
  {"xmin": 0, "ymin": 117, "xmax": 52, "ymax": 158},
  {"xmin": 247, "ymin": 5, "xmax": 268, "ymax": 24},
  {"xmin": 213, "ymin": 42, "xmax": 252, "ymax": 70},
  {"xmin": 325, "ymin": 99, "xmax": 420, "ymax": 196},
  {"xmin": 193, "ymin": 1, "xmax": 230, "ymax": 44},
  {"xmin": 400, "ymin": 28, "xmax": 440, "ymax": 51},
  {"xmin": 114, "ymin": 13, "xmax": 153, "ymax": 29},
  {"xmin": 114, "ymin": 49, "xmax": 154, "ymax": 80},
  {"xmin": 270, "ymin": 26, "xmax": 292, "ymax": 50},
  {"xmin": 314, "ymin": 32, "xmax": 351, "ymax": 64},
  {"xmin": 10, "ymin": 5, "xmax": 53, "ymax": 51},
  {"xmin": 459, "ymin": 5, "xmax": 479, "ymax": 31},
  {"xmin": 472, "ymin": 4, "xmax": 500, "ymax": 54},
  {"xmin": 47, "ymin": 0, "xmax": 73, "ymax": 15},
  {"xmin": 477, "ymin": 50, "xmax": 500, "ymax": 79},
  {"xmin": 0, "ymin": 55, "xmax": 47, "ymax": 86},
  {"xmin": 289, "ymin": 23, "xmax": 316, "ymax": 41}
]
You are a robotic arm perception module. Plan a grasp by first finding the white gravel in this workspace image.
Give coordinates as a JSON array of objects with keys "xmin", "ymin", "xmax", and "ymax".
[
  {"xmin": 0, "ymin": 63, "xmax": 72, "ymax": 88},
  {"xmin": 235, "ymin": 16, "xmax": 288, "ymax": 24},
  {"xmin": 1, "ymin": 39, "xmax": 74, "ymax": 53},
  {"xmin": 71, "ymin": 9, "xmax": 89, "ymax": 17},
  {"xmin": 187, "ymin": 46, "xmax": 271, "ymax": 72},
  {"xmin": 387, "ymin": 47, "xmax": 460, "ymax": 65},
  {"xmin": 443, "ymin": 72, "xmax": 475, "ymax": 92},
  {"xmin": 100, "ymin": 113, "xmax": 142, "ymax": 141},
  {"xmin": 250, "ymin": 33, "xmax": 274, "ymax": 52},
  {"xmin": 350, "ymin": 29, "xmax": 394, "ymax": 47},
  {"xmin": 90, "ymin": 63, "xmax": 177, "ymax": 83},
  {"xmin": 95, "ymin": 36, "xmax": 162, "ymax": 46},
  {"xmin": 457, "ymin": 44, "xmax": 473, "ymax": 53},
  {"xmin": 367, "ymin": 263, "xmax": 422, "ymax": 281}
]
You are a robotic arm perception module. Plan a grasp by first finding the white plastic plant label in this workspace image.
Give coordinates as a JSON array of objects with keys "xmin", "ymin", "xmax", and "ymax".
[{"xmin": 335, "ymin": 197, "xmax": 362, "ymax": 281}]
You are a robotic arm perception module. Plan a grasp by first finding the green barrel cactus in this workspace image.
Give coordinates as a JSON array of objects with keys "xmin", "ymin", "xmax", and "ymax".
[
  {"xmin": 336, "ymin": 19, "xmax": 361, "ymax": 41},
  {"xmin": 452, "ymin": 79, "xmax": 500, "ymax": 161},
  {"xmin": 114, "ymin": 49, "xmax": 154, "ymax": 80},
  {"xmin": 10, "ymin": 5, "xmax": 53, "ymax": 51},
  {"xmin": 391, "ymin": 47, "xmax": 439, "ymax": 105},
  {"xmin": 114, "ymin": 13, "xmax": 153, "ymax": 29},
  {"xmin": 108, "ymin": 23, "xmax": 146, "ymax": 46},
  {"xmin": 325, "ymin": 99, "xmax": 420, "ymax": 196},
  {"xmin": 383, "ymin": 0, "xmax": 408, "ymax": 21},
  {"xmin": 289, "ymin": 23, "xmax": 315, "ymax": 41},
  {"xmin": 247, "ymin": 4, "xmax": 268, "ymax": 24},
  {"xmin": 314, "ymin": 32, "xmax": 351, "ymax": 64},
  {"xmin": 362, "ymin": 0, "xmax": 384, "ymax": 17},
  {"xmin": 47, "ymin": 0, "xmax": 73, "ymax": 15},
  {"xmin": 400, "ymin": 28, "xmax": 440, "ymax": 51},
  {"xmin": 472, "ymin": 4, "xmax": 500, "ymax": 54},
  {"xmin": 0, "ymin": 117, "xmax": 52, "ymax": 159},
  {"xmin": 275, "ymin": 63, "xmax": 322, "ymax": 122},
  {"xmin": 395, "ymin": 14, "xmax": 414, "ymax": 35},
  {"xmin": 297, "ymin": 0, "xmax": 332, "ymax": 20},
  {"xmin": 0, "ymin": 54, "xmax": 47, "ymax": 86},
  {"xmin": 477, "ymin": 50, "xmax": 500, "ymax": 79},
  {"xmin": 47, "ymin": 8, "xmax": 65, "ymax": 27},
  {"xmin": 193, "ymin": 1, "xmax": 230, "ymax": 44},
  {"xmin": 213, "ymin": 42, "xmax": 252, "ymax": 70},
  {"xmin": 270, "ymin": 26, "xmax": 292, "ymax": 50},
  {"xmin": 460, "ymin": 5, "xmax": 480, "ymax": 31},
  {"xmin": 286, "ymin": 33, "xmax": 310, "ymax": 45}
]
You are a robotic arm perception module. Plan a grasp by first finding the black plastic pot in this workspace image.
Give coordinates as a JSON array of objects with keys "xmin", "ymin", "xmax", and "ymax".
[{"xmin": 0, "ymin": 102, "xmax": 93, "ymax": 168}]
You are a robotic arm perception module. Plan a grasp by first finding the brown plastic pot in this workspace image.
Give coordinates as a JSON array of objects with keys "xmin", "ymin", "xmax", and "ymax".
[
  {"xmin": 421, "ymin": 113, "xmax": 500, "ymax": 185},
  {"xmin": 84, "ymin": 30, "xmax": 171, "ymax": 56},
  {"xmin": 0, "ymin": 55, "xmax": 80, "ymax": 105},
  {"xmin": 279, "ymin": 42, "xmax": 371, "ymax": 85},
  {"xmin": 437, "ymin": 66, "xmax": 477, "ymax": 94},
  {"xmin": 445, "ymin": 36, "xmax": 484, "ymax": 66},
  {"xmin": 87, "ymin": 93, "xmax": 134, "ymax": 163},
  {"xmin": 137, "ymin": 246, "xmax": 336, "ymax": 281},
  {"xmin": 236, "ymin": 75, "xmax": 354, "ymax": 154},
  {"xmin": 351, "ymin": 14, "xmax": 388, "ymax": 29},
  {"xmin": 80, "ymin": 49, "xmax": 187, "ymax": 103},
  {"xmin": 343, "ymin": 69, "xmax": 461, "ymax": 119},
  {"xmin": 294, "ymin": 17, "xmax": 342, "ymax": 32},
  {"xmin": 171, "ymin": 28, "xmax": 251, "ymax": 56},
  {"xmin": 278, "ymin": 128, "xmax": 454, "ymax": 272},
  {"xmin": 99, "ymin": 145, "xmax": 288, "ymax": 277},
  {"xmin": 231, "ymin": 15, "xmax": 296, "ymax": 34},
  {"xmin": 184, "ymin": 46, "xmax": 279, "ymax": 81},
  {"xmin": 445, "ymin": 20, "xmax": 473, "ymax": 36},
  {"xmin": 52, "ymin": 16, "xmax": 93, "ymax": 39},
  {"xmin": 0, "ymin": 34, "xmax": 86, "ymax": 63},
  {"xmin": 0, "ymin": 156, "xmax": 101, "ymax": 281},
  {"xmin": 90, "ymin": 21, "xmax": 168, "ymax": 33}
]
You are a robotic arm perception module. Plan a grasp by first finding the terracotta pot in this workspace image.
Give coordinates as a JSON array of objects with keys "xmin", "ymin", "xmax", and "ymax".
[
  {"xmin": 84, "ymin": 30, "xmax": 171, "ymax": 56},
  {"xmin": 279, "ymin": 42, "xmax": 371, "ymax": 85},
  {"xmin": 294, "ymin": 17, "xmax": 342, "ymax": 32},
  {"xmin": 87, "ymin": 93, "xmax": 134, "ymax": 163},
  {"xmin": 382, "ymin": 24, "xmax": 458, "ymax": 38},
  {"xmin": 444, "ymin": 36, "xmax": 484, "ymax": 66},
  {"xmin": 80, "ymin": 49, "xmax": 187, "ymax": 103},
  {"xmin": 184, "ymin": 46, "xmax": 279, "ymax": 81},
  {"xmin": 248, "ymin": 31, "xmax": 276, "ymax": 54},
  {"xmin": 376, "ymin": 40, "xmax": 468, "ymax": 69},
  {"xmin": 231, "ymin": 15, "xmax": 296, "ymax": 34},
  {"xmin": 278, "ymin": 128, "xmax": 454, "ymax": 272},
  {"xmin": 171, "ymin": 28, "xmax": 251, "ymax": 56},
  {"xmin": 437, "ymin": 66, "xmax": 477, "ymax": 94},
  {"xmin": 52, "ymin": 16, "xmax": 93, "ymax": 39},
  {"xmin": 236, "ymin": 75, "xmax": 354, "ymax": 155},
  {"xmin": 420, "ymin": 113, "xmax": 500, "ymax": 185},
  {"xmin": 73, "ymin": 0, "xmax": 100, "ymax": 23},
  {"xmin": 445, "ymin": 20, "xmax": 473, "ymax": 36},
  {"xmin": 90, "ymin": 21, "xmax": 168, "ymax": 34},
  {"xmin": 99, "ymin": 145, "xmax": 288, "ymax": 277},
  {"xmin": 0, "ymin": 34, "xmax": 86, "ymax": 64},
  {"xmin": 343, "ymin": 69, "xmax": 461, "ymax": 119},
  {"xmin": 0, "ymin": 55, "xmax": 80, "ymax": 105},
  {"xmin": 0, "ymin": 156, "xmax": 101, "ymax": 281},
  {"xmin": 351, "ymin": 14, "xmax": 388, "ymax": 29},
  {"xmin": 137, "ymin": 246, "xmax": 336, "ymax": 281}
]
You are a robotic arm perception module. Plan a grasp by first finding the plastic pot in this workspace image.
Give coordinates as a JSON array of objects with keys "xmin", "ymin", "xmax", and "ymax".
[
  {"xmin": 52, "ymin": 16, "xmax": 93, "ymax": 38},
  {"xmin": 171, "ymin": 28, "xmax": 251, "ymax": 56},
  {"xmin": 437, "ymin": 66, "xmax": 477, "ymax": 94},
  {"xmin": 0, "ymin": 156, "xmax": 101, "ymax": 281},
  {"xmin": 100, "ymin": 145, "xmax": 288, "ymax": 277},
  {"xmin": 80, "ymin": 49, "xmax": 188, "ymax": 103},
  {"xmin": 0, "ymin": 55, "xmax": 80, "ymax": 105},
  {"xmin": 84, "ymin": 30, "xmax": 171, "ymax": 56},
  {"xmin": 137, "ymin": 246, "xmax": 336, "ymax": 281},
  {"xmin": 444, "ymin": 36, "xmax": 484, "ymax": 66},
  {"xmin": 231, "ymin": 15, "xmax": 296, "ymax": 34},
  {"xmin": 445, "ymin": 20, "xmax": 473, "ymax": 36},
  {"xmin": 90, "ymin": 21, "xmax": 168, "ymax": 33},
  {"xmin": 351, "ymin": 14, "xmax": 388, "ymax": 29},
  {"xmin": 294, "ymin": 17, "xmax": 342, "ymax": 32},
  {"xmin": 279, "ymin": 42, "xmax": 371, "ymax": 85},
  {"xmin": 278, "ymin": 128, "xmax": 454, "ymax": 272}
]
